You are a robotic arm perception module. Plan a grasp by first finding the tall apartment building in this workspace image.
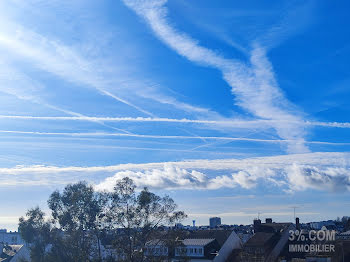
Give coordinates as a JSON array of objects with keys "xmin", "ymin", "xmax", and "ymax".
[{"xmin": 209, "ymin": 217, "xmax": 221, "ymax": 228}]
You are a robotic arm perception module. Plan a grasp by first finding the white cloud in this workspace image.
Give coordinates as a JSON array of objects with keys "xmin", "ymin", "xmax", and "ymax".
[
  {"xmin": 95, "ymin": 157, "xmax": 350, "ymax": 192},
  {"xmin": 286, "ymin": 164, "xmax": 350, "ymax": 192},
  {"xmin": 95, "ymin": 164, "xmax": 276, "ymax": 191},
  {"xmin": 95, "ymin": 159, "xmax": 350, "ymax": 193},
  {"xmin": 95, "ymin": 164, "xmax": 211, "ymax": 191},
  {"xmin": 0, "ymin": 152, "xmax": 348, "ymax": 193},
  {"xmin": 231, "ymin": 171, "xmax": 257, "ymax": 189},
  {"xmin": 122, "ymin": 0, "xmax": 309, "ymax": 153}
]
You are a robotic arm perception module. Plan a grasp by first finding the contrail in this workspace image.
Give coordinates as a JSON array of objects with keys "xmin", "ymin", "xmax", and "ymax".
[
  {"xmin": 0, "ymin": 130, "xmax": 349, "ymax": 145},
  {"xmin": 0, "ymin": 115, "xmax": 349, "ymax": 128}
]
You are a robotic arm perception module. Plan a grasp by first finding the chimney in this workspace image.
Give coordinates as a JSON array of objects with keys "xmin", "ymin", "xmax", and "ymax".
[
  {"xmin": 265, "ymin": 218, "xmax": 272, "ymax": 224},
  {"xmin": 296, "ymin": 217, "xmax": 300, "ymax": 230},
  {"xmin": 253, "ymin": 219, "xmax": 261, "ymax": 233}
]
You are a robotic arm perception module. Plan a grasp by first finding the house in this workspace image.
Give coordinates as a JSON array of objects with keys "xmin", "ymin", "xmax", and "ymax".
[
  {"xmin": 229, "ymin": 219, "xmax": 295, "ymax": 262},
  {"xmin": 185, "ymin": 230, "xmax": 242, "ymax": 262},
  {"xmin": 337, "ymin": 230, "xmax": 350, "ymax": 240},
  {"xmin": 0, "ymin": 230, "xmax": 25, "ymax": 246},
  {"xmin": 143, "ymin": 230, "xmax": 241, "ymax": 262},
  {"xmin": 239, "ymin": 232, "xmax": 279, "ymax": 261},
  {"xmin": 309, "ymin": 221, "xmax": 336, "ymax": 231},
  {"xmin": 0, "ymin": 244, "xmax": 30, "ymax": 262},
  {"xmin": 213, "ymin": 230, "xmax": 242, "ymax": 262},
  {"xmin": 174, "ymin": 238, "xmax": 220, "ymax": 261},
  {"xmin": 144, "ymin": 240, "xmax": 169, "ymax": 257},
  {"xmin": 320, "ymin": 225, "xmax": 337, "ymax": 232}
]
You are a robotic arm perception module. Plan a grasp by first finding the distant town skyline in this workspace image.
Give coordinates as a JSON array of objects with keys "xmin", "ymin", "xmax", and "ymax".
[{"xmin": 0, "ymin": 0, "xmax": 349, "ymax": 231}]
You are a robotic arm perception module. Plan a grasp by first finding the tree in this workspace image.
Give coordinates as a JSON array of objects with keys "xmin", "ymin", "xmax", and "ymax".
[
  {"xmin": 47, "ymin": 181, "xmax": 104, "ymax": 261},
  {"xmin": 18, "ymin": 207, "xmax": 52, "ymax": 262},
  {"xmin": 19, "ymin": 178, "xmax": 186, "ymax": 262},
  {"xmin": 341, "ymin": 216, "xmax": 349, "ymax": 224},
  {"xmin": 102, "ymin": 177, "xmax": 187, "ymax": 262},
  {"xmin": 345, "ymin": 218, "xmax": 350, "ymax": 231}
]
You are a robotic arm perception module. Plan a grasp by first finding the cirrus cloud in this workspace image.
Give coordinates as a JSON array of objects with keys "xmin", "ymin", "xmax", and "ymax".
[{"xmin": 122, "ymin": 0, "xmax": 309, "ymax": 153}]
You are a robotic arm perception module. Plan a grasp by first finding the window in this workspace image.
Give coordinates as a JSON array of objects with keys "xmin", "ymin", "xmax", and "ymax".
[
  {"xmin": 194, "ymin": 248, "xmax": 197, "ymax": 253},
  {"xmin": 176, "ymin": 247, "xmax": 186, "ymax": 256},
  {"xmin": 199, "ymin": 248, "xmax": 202, "ymax": 254}
]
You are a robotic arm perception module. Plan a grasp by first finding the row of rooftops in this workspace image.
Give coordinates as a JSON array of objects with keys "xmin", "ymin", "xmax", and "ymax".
[
  {"xmin": 104, "ymin": 217, "xmax": 349, "ymax": 261},
  {"xmin": 146, "ymin": 238, "xmax": 216, "ymax": 246},
  {"xmin": 144, "ymin": 230, "xmax": 232, "ymax": 260},
  {"xmin": 150, "ymin": 217, "xmax": 350, "ymax": 261},
  {"xmin": 144, "ymin": 219, "xmax": 296, "ymax": 261},
  {"xmin": 0, "ymin": 217, "xmax": 348, "ymax": 261}
]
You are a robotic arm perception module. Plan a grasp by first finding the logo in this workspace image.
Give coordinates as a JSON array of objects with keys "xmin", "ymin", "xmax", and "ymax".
[{"xmin": 288, "ymin": 229, "xmax": 336, "ymax": 253}]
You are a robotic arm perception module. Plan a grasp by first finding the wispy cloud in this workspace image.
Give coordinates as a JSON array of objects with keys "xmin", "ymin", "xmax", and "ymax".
[
  {"xmin": 0, "ymin": 1, "xmax": 323, "ymax": 150},
  {"xmin": 122, "ymin": 0, "xmax": 310, "ymax": 153},
  {"xmin": 0, "ymin": 152, "xmax": 346, "ymax": 173},
  {"xmin": 0, "ymin": 20, "xmax": 154, "ymax": 116},
  {"xmin": 0, "ymin": 65, "xmax": 87, "ymax": 117},
  {"xmin": 0, "ymin": 63, "xmax": 135, "ymax": 134},
  {"xmin": 259, "ymin": 0, "xmax": 316, "ymax": 50},
  {"xmin": 189, "ymin": 211, "xmax": 320, "ymax": 218},
  {"xmin": 0, "ymin": 216, "xmax": 21, "ymax": 225},
  {"xmin": 0, "ymin": 15, "xmax": 233, "ymax": 123}
]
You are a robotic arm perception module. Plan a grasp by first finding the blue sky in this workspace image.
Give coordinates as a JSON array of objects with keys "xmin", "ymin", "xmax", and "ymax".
[{"xmin": 0, "ymin": 0, "xmax": 349, "ymax": 230}]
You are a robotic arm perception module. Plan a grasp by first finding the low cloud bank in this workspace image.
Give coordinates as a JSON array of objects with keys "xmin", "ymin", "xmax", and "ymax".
[
  {"xmin": 286, "ymin": 164, "xmax": 350, "ymax": 192},
  {"xmin": 95, "ymin": 155, "xmax": 350, "ymax": 193},
  {"xmin": 0, "ymin": 152, "xmax": 349, "ymax": 193}
]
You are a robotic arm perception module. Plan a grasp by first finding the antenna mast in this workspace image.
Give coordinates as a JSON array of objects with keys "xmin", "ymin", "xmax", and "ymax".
[{"xmin": 291, "ymin": 206, "xmax": 298, "ymax": 220}]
